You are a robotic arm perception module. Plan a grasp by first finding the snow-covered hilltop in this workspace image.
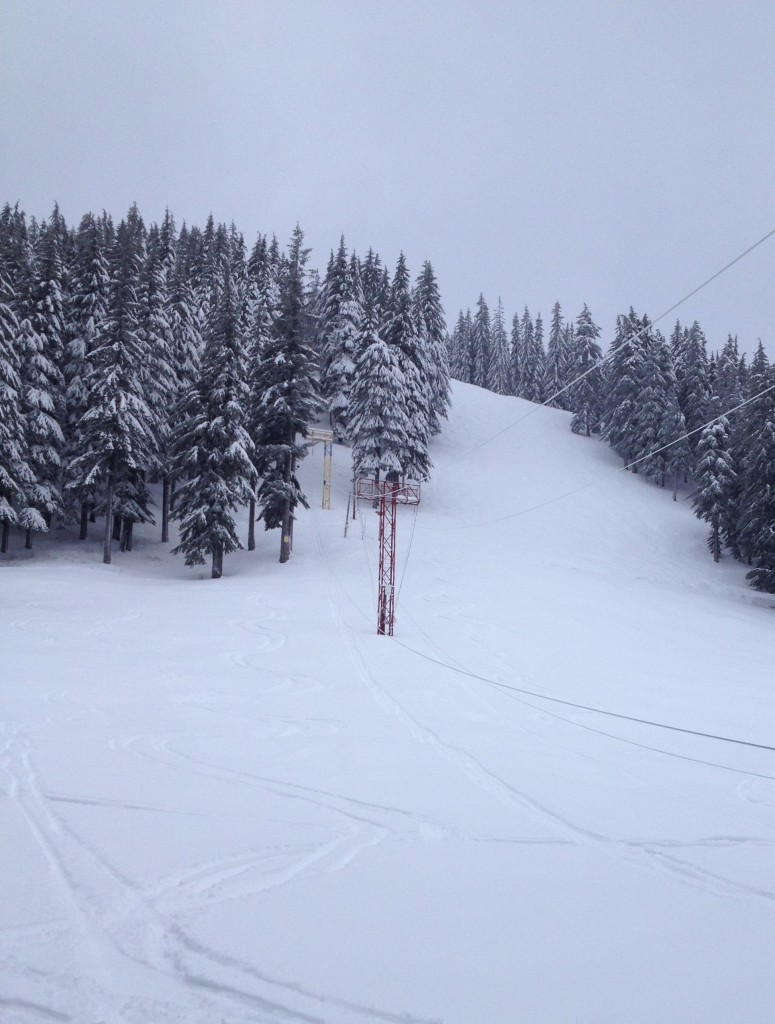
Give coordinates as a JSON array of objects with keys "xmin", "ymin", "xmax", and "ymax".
[{"xmin": 2, "ymin": 380, "xmax": 774, "ymax": 1023}]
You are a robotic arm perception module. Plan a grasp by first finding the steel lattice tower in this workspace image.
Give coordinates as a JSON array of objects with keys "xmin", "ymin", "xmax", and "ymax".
[{"xmin": 355, "ymin": 478, "xmax": 421, "ymax": 636}]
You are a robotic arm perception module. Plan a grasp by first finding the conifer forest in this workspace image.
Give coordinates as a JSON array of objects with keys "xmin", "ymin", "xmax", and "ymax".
[{"xmin": 1, "ymin": 202, "xmax": 773, "ymax": 592}]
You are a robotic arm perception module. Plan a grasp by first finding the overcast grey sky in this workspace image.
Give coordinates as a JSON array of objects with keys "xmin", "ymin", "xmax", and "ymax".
[{"xmin": 2, "ymin": 0, "xmax": 774, "ymax": 353}]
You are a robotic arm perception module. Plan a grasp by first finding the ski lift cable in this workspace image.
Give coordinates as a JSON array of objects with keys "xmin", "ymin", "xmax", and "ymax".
[
  {"xmin": 359, "ymin": 509, "xmax": 378, "ymax": 611},
  {"xmin": 396, "ymin": 503, "xmax": 420, "ymax": 601},
  {"xmin": 390, "ymin": 636, "xmax": 775, "ymax": 756},
  {"xmin": 459, "ymin": 225, "xmax": 775, "ymax": 459}
]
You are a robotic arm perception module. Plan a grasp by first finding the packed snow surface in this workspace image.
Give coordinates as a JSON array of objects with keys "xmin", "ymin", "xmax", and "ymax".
[{"xmin": 2, "ymin": 382, "xmax": 775, "ymax": 1023}]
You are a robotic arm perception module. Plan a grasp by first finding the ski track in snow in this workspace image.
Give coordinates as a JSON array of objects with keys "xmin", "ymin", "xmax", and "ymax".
[{"xmin": 0, "ymin": 722, "xmax": 444, "ymax": 1024}]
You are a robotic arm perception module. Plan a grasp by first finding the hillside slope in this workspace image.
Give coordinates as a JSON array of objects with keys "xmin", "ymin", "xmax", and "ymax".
[{"xmin": 2, "ymin": 380, "xmax": 774, "ymax": 1024}]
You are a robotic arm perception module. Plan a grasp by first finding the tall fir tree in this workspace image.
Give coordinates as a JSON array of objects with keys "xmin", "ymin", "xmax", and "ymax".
[
  {"xmin": 18, "ymin": 220, "xmax": 66, "ymax": 545},
  {"xmin": 170, "ymin": 264, "xmax": 256, "ymax": 578},
  {"xmin": 142, "ymin": 211, "xmax": 179, "ymax": 542},
  {"xmin": 67, "ymin": 205, "xmax": 156, "ymax": 564},
  {"xmin": 675, "ymin": 320, "xmax": 710, "ymax": 449},
  {"xmin": 545, "ymin": 301, "xmax": 570, "ymax": 408},
  {"xmin": 472, "ymin": 294, "xmax": 492, "ymax": 389},
  {"xmin": 412, "ymin": 261, "xmax": 451, "ymax": 430},
  {"xmin": 448, "ymin": 309, "xmax": 471, "ymax": 383},
  {"xmin": 510, "ymin": 311, "xmax": 522, "ymax": 397},
  {"xmin": 692, "ymin": 416, "xmax": 737, "ymax": 563},
  {"xmin": 488, "ymin": 297, "xmax": 511, "ymax": 395},
  {"xmin": 349, "ymin": 298, "xmax": 411, "ymax": 482},
  {"xmin": 0, "ymin": 269, "xmax": 33, "ymax": 551},
  {"xmin": 570, "ymin": 304, "xmax": 603, "ymax": 436},
  {"xmin": 601, "ymin": 309, "xmax": 646, "ymax": 467},
  {"xmin": 631, "ymin": 325, "xmax": 674, "ymax": 483},
  {"xmin": 254, "ymin": 227, "xmax": 321, "ymax": 562},
  {"xmin": 660, "ymin": 387, "xmax": 692, "ymax": 500},
  {"xmin": 63, "ymin": 212, "xmax": 111, "ymax": 537},
  {"xmin": 383, "ymin": 253, "xmax": 431, "ymax": 481},
  {"xmin": 325, "ymin": 253, "xmax": 362, "ymax": 442}
]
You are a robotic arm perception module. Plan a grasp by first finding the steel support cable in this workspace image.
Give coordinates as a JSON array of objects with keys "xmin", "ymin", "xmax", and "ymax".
[
  {"xmin": 460, "ymin": 225, "xmax": 775, "ymax": 459},
  {"xmin": 492, "ymin": 683, "xmax": 775, "ymax": 784},
  {"xmin": 396, "ymin": 503, "xmax": 420, "ymax": 601},
  {"xmin": 390, "ymin": 636, "xmax": 775, "ymax": 755}
]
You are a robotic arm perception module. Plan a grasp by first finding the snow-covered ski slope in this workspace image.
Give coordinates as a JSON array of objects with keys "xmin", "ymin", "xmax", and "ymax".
[{"xmin": 2, "ymin": 380, "xmax": 774, "ymax": 1024}]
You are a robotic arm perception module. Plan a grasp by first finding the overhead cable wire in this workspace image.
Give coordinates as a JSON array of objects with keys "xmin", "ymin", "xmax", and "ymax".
[
  {"xmin": 390, "ymin": 636, "xmax": 775, "ymax": 754},
  {"xmin": 396, "ymin": 503, "xmax": 420, "ymax": 601}
]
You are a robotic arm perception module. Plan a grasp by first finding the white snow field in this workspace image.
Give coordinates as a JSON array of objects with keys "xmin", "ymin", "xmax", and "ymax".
[{"xmin": 2, "ymin": 381, "xmax": 775, "ymax": 1024}]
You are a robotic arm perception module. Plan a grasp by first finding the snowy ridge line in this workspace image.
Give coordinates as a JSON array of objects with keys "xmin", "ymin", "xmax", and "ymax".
[
  {"xmin": 419, "ymin": 377, "xmax": 775, "ymax": 533},
  {"xmin": 389, "ymin": 637, "xmax": 775, "ymax": 759},
  {"xmin": 459, "ymin": 223, "xmax": 775, "ymax": 458}
]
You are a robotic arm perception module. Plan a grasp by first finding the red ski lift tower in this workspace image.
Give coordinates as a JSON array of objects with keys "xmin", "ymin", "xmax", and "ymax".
[{"xmin": 355, "ymin": 476, "xmax": 421, "ymax": 636}]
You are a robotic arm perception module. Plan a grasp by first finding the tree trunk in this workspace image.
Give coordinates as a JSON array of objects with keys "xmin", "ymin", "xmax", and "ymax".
[
  {"xmin": 1, "ymin": 520, "xmax": 9, "ymax": 553},
  {"xmin": 120, "ymin": 518, "xmax": 134, "ymax": 552},
  {"xmin": 25, "ymin": 527, "xmax": 32, "ymax": 550},
  {"xmin": 712, "ymin": 522, "xmax": 720, "ymax": 563},
  {"xmin": 169, "ymin": 477, "xmax": 177, "ymax": 512},
  {"xmin": 89, "ymin": 508, "xmax": 96, "ymax": 523},
  {"xmin": 247, "ymin": 495, "xmax": 256, "ymax": 551},
  {"xmin": 112, "ymin": 513, "xmax": 122, "ymax": 541},
  {"xmin": 79, "ymin": 502, "xmax": 89, "ymax": 540},
  {"xmin": 211, "ymin": 543, "xmax": 223, "ymax": 579},
  {"xmin": 672, "ymin": 470, "xmax": 679, "ymax": 502},
  {"xmin": 103, "ymin": 457, "xmax": 116, "ymax": 565},
  {"xmin": 161, "ymin": 476, "xmax": 171, "ymax": 543},
  {"xmin": 280, "ymin": 504, "xmax": 292, "ymax": 563},
  {"xmin": 279, "ymin": 432, "xmax": 294, "ymax": 564}
]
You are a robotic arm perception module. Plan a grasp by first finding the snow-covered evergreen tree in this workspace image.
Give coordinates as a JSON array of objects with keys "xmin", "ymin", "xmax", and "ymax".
[
  {"xmin": 254, "ymin": 227, "xmax": 321, "ymax": 562},
  {"xmin": 412, "ymin": 261, "xmax": 450, "ymax": 430},
  {"xmin": 141, "ymin": 211, "xmax": 179, "ymax": 542},
  {"xmin": 676, "ymin": 321, "xmax": 710, "ymax": 448},
  {"xmin": 524, "ymin": 312, "xmax": 546, "ymax": 403},
  {"xmin": 510, "ymin": 312, "xmax": 522, "ymax": 397},
  {"xmin": 383, "ymin": 253, "xmax": 431, "ymax": 481},
  {"xmin": 660, "ymin": 387, "xmax": 692, "ymax": 500},
  {"xmin": 631, "ymin": 325, "xmax": 674, "ymax": 482},
  {"xmin": 488, "ymin": 297, "xmax": 511, "ymax": 395},
  {"xmin": 601, "ymin": 309, "xmax": 645, "ymax": 467},
  {"xmin": 325, "ymin": 253, "xmax": 362, "ymax": 442},
  {"xmin": 67, "ymin": 206, "xmax": 156, "ymax": 564},
  {"xmin": 317, "ymin": 237, "xmax": 348, "ymax": 382},
  {"xmin": 692, "ymin": 417, "xmax": 737, "ymax": 563},
  {"xmin": 545, "ymin": 301, "xmax": 570, "ymax": 408},
  {"xmin": 736, "ymin": 350, "xmax": 775, "ymax": 568},
  {"xmin": 170, "ymin": 264, "xmax": 256, "ymax": 578},
  {"xmin": 360, "ymin": 248, "xmax": 389, "ymax": 325},
  {"xmin": 448, "ymin": 309, "xmax": 471, "ymax": 383},
  {"xmin": 18, "ymin": 220, "xmax": 66, "ymax": 545},
  {"xmin": 715, "ymin": 334, "xmax": 743, "ymax": 415},
  {"xmin": 63, "ymin": 212, "xmax": 111, "ymax": 536},
  {"xmin": 0, "ymin": 269, "xmax": 33, "ymax": 552},
  {"xmin": 570, "ymin": 304, "xmax": 603, "ymax": 436},
  {"xmin": 472, "ymin": 294, "xmax": 492, "ymax": 389},
  {"xmin": 742, "ymin": 408, "xmax": 775, "ymax": 592},
  {"xmin": 349, "ymin": 298, "xmax": 410, "ymax": 482}
]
